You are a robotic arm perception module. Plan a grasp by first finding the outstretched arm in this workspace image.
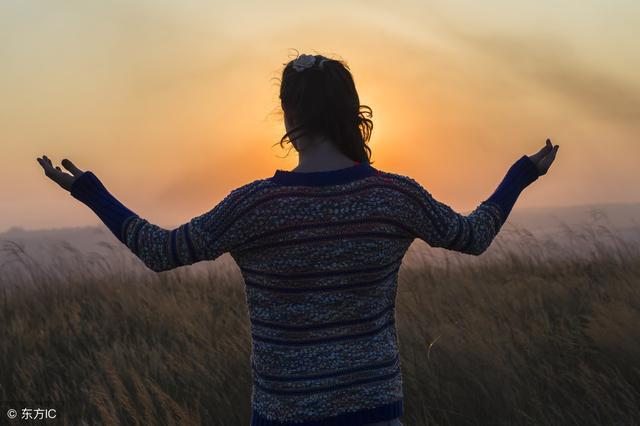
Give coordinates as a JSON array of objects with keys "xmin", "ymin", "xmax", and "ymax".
[
  {"xmin": 407, "ymin": 139, "xmax": 559, "ymax": 255},
  {"xmin": 36, "ymin": 156, "xmax": 259, "ymax": 272}
]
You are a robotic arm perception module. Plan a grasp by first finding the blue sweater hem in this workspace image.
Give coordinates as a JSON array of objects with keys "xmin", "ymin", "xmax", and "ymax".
[{"xmin": 250, "ymin": 399, "xmax": 403, "ymax": 426}]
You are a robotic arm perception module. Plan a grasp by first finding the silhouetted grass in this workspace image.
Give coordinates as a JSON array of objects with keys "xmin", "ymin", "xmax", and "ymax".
[{"xmin": 1, "ymin": 222, "xmax": 639, "ymax": 425}]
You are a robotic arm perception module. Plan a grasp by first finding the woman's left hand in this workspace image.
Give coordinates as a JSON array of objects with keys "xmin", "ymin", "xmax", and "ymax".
[{"xmin": 36, "ymin": 155, "xmax": 85, "ymax": 192}]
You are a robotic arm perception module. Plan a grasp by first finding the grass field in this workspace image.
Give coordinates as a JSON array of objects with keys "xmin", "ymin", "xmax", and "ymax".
[{"xmin": 1, "ymin": 223, "xmax": 639, "ymax": 425}]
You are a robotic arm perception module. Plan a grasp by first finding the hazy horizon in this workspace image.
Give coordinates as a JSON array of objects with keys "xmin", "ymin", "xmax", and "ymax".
[
  {"xmin": 3, "ymin": 0, "xmax": 639, "ymax": 232},
  {"xmin": 3, "ymin": 200, "xmax": 639, "ymax": 235}
]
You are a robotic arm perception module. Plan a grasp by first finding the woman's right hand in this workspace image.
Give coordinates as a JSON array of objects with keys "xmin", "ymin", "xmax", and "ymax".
[{"xmin": 528, "ymin": 139, "xmax": 559, "ymax": 176}]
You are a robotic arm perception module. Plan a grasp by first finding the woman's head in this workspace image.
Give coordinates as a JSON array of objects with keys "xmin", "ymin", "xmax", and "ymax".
[{"xmin": 275, "ymin": 51, "xmax": 374, "ymax": 164}]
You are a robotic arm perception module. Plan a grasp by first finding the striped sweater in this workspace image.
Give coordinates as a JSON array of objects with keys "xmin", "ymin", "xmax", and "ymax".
[{"xmin": 69, "ymin": 155, "xmax": 539, "ymax": 425}]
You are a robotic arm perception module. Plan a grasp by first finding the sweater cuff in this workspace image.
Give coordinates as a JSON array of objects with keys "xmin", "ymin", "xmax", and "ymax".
[
  {"xmin": 70, "ymin": 171, "xmax": 139, "ymax": 244},
  {"xmin": 483, "ymin": 155, "xmax": 539, "ymax": 223}
]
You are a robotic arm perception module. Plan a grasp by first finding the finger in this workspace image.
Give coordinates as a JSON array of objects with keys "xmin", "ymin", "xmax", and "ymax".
[
  {"xmin": 61, "ymin": 158, "xmax": 83, "ymax": 176},
  {"xmin": 36, "ymin": 157, "xmax": 46, "ymax": 171},
  {"xmin": 541, "ymin": 145, "xmax": 559, "ymax": 170},
  {"xmin": 532, "ymin": 138, "xmax": 553, "ymax": 159},
  {"xmin": 37, "ymin": 157, "xmax": 54, "ymax": 173},
  {"xmin": 43, "ymin": 155, "xmax": 58, "ymax": 173}
]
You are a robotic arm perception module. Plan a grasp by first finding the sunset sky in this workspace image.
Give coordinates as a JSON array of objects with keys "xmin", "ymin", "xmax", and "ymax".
[{"xmin": 2, "ymin": 0, "xmax": 639, "ymax": 232}]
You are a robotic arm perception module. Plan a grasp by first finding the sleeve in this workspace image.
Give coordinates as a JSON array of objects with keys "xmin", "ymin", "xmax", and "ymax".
[
  {"xmin": 69, "ymin": 171, "xmax": 257, "ymax": 272},
  {"xmin": 406, "ymin": 155, "xmax": 539, "ymax": 255}
]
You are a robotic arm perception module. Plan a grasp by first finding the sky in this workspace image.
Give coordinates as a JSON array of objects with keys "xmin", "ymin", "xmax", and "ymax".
[{"xmin": 1, "ymin": 0, "xmax": 639, "ymax": 232}]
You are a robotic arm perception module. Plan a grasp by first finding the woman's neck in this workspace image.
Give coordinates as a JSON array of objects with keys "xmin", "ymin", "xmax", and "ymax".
[{"xmin": 292, "ymin": 137, "xmax": 356, "ymax": 173}]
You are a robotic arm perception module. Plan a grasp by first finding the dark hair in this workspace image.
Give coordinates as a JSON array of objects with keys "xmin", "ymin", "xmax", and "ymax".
[{"xmin": 273, "ymin": 51, "xmax": 374, "ymax": 164}]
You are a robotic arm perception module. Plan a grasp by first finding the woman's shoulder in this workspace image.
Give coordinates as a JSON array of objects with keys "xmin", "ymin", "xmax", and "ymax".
[
  {"xmin": 225, "ymin": 178, "xmax": 275, "ymax": 201},
  {"xmin": 373, "ymin": 169, "xmax": 429, "ymax": 194}
]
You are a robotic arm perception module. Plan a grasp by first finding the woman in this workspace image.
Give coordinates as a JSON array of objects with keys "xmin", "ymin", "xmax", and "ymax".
[{"xmin": 37, "ymin": 53, "xmax": 558, "ymax": 426}]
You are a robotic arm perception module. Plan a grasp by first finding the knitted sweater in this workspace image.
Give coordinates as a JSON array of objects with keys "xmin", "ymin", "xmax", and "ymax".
[{"xmin": 69, "ymin": 155, "xmax": 539, "ymax": 425}]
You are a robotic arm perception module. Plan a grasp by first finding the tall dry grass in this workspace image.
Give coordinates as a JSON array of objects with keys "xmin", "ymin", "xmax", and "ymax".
[{"xmin": 1, "ymin": 222, "xmax": 639, "ymax": 425}]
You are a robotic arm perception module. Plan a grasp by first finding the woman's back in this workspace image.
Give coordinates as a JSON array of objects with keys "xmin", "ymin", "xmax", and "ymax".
[{"xmin": 206, "ymin": 160, "xmax": 504, "ymax": 424}]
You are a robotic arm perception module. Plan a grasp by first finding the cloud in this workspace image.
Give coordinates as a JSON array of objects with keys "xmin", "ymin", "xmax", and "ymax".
[{"xmin": 442, "ymin": 30, "xmax": 640, "ymax": 125}]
